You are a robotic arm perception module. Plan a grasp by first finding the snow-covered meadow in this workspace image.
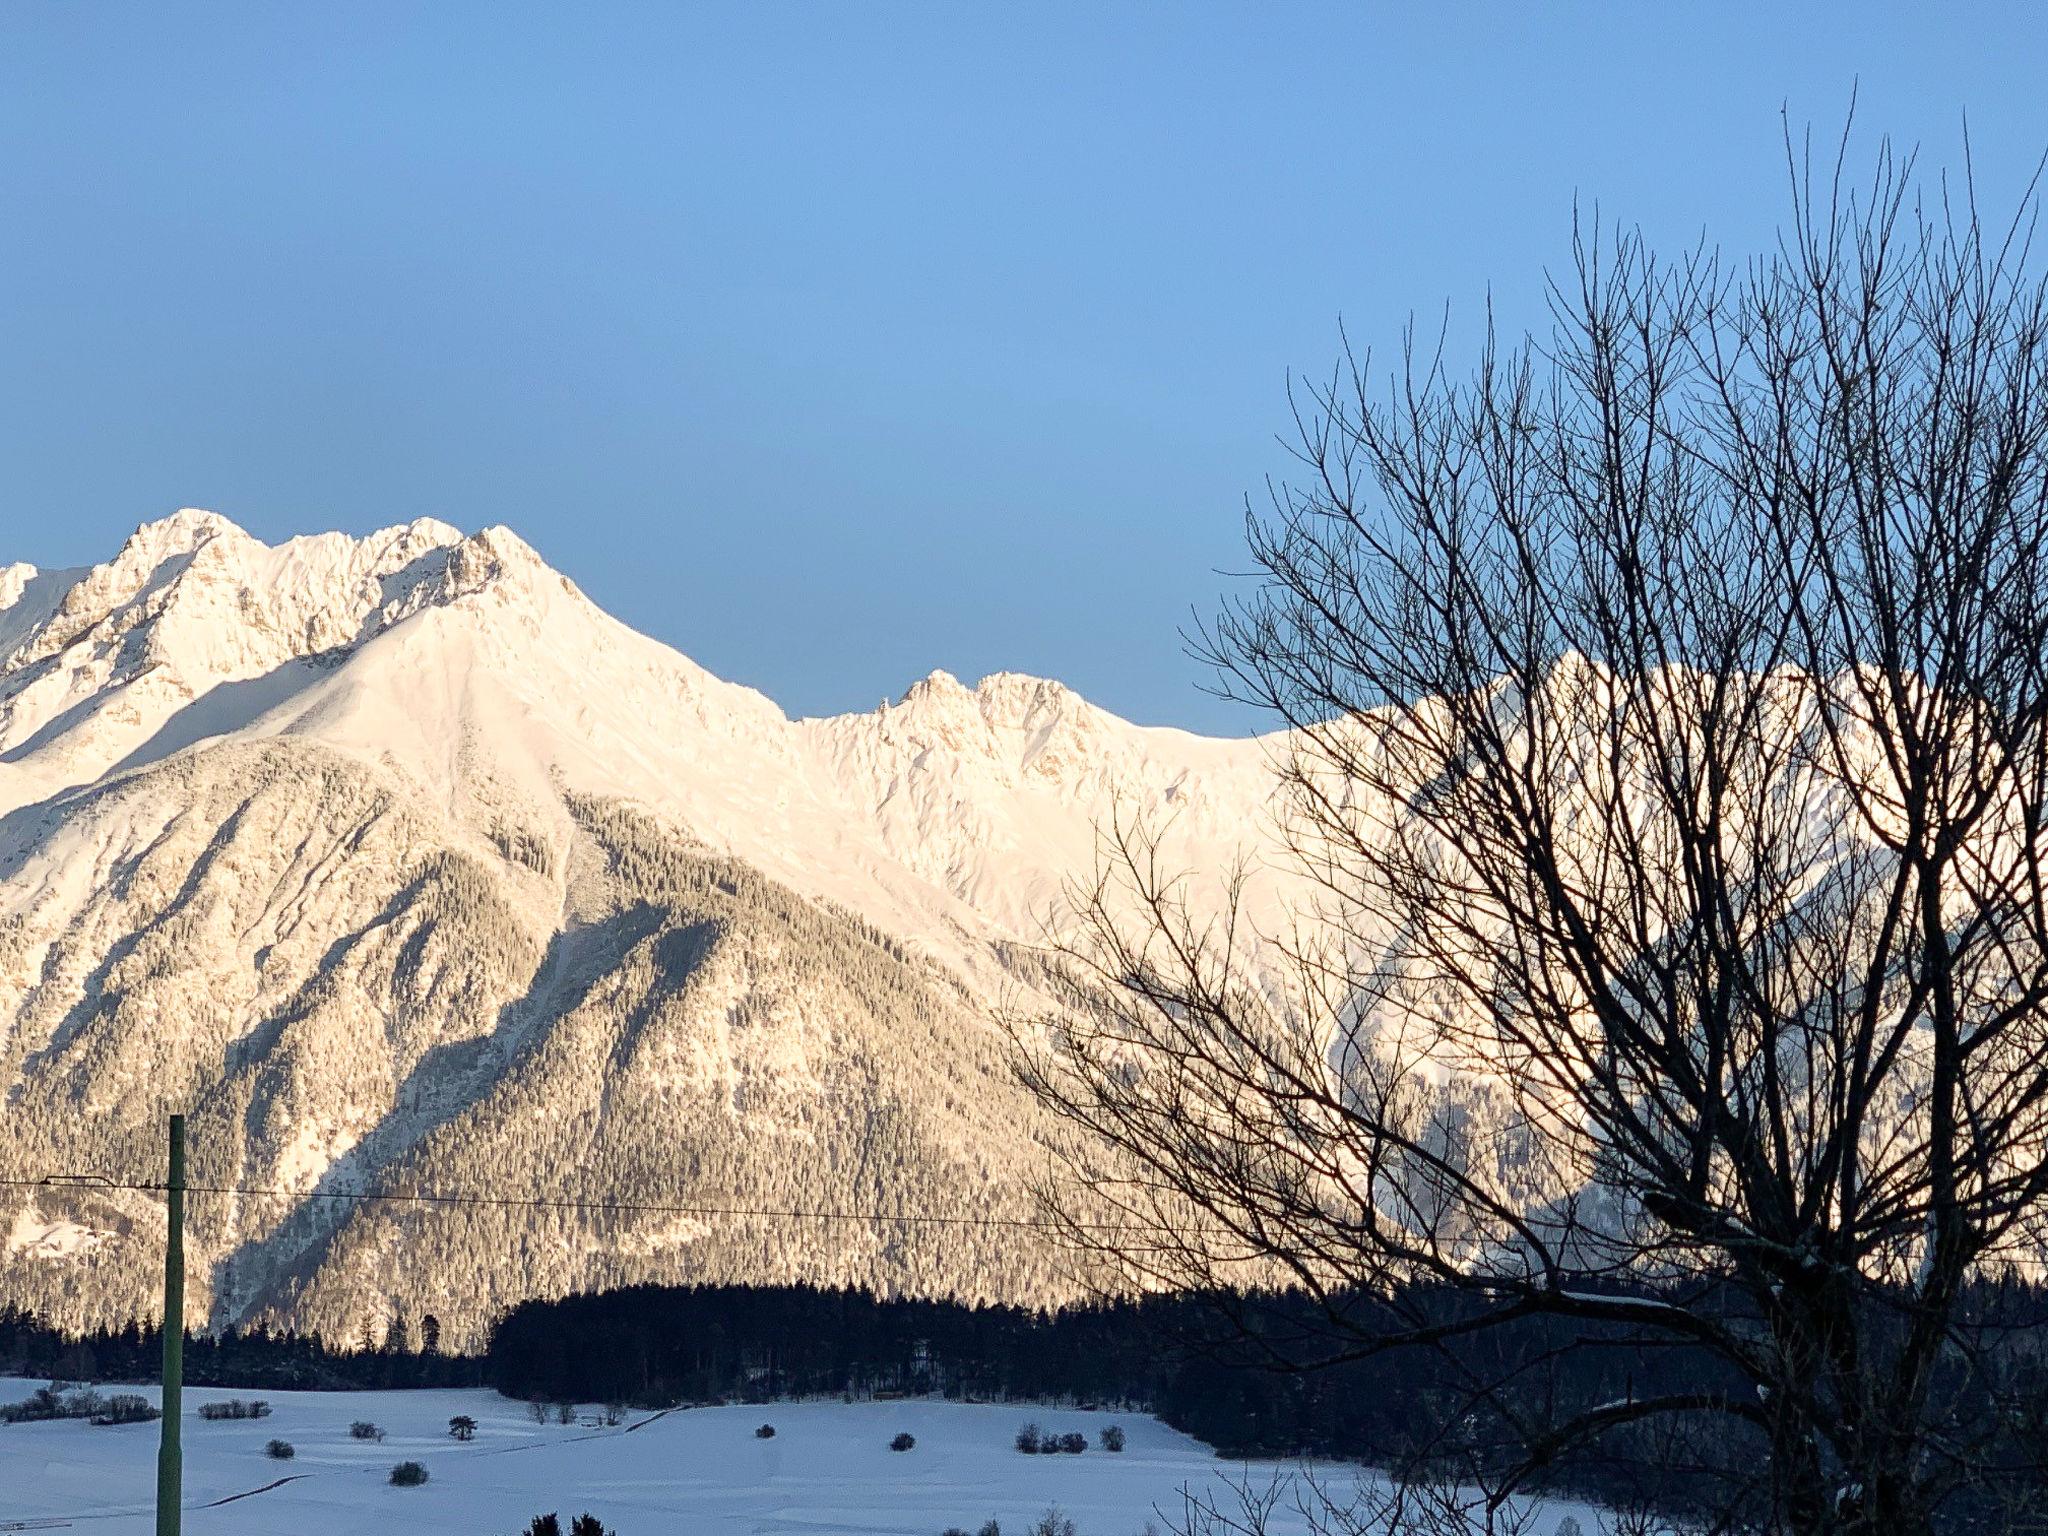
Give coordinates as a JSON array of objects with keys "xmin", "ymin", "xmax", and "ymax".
[{"xmin": 0, "ymin": 1381, "xmax": 1606, "ymax": 1535}]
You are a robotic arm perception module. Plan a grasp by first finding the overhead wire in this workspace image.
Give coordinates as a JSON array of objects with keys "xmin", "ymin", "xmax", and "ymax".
[{"xmin": 0, "ymin": 1172, "xmax": 1166, "ymax": 1236}]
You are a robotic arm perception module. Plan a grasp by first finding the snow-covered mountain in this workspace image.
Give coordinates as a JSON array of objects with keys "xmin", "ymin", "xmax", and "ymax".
[{"xmin": 0, "ymin": 513, "xmax": 1285, "ymax": 1345}]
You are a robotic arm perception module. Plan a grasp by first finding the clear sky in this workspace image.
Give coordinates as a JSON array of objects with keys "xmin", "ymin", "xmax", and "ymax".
[{"xmin": 3, "ymin": 5, "xmax": 2044, "ymax": 733}]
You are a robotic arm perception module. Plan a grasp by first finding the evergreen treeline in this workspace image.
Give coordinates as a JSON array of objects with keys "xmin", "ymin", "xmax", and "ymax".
[
  {"xmin": 484, "ymin": 1281, "xmax": 1733, "ymax": 1486},
  {"xmin": 487, "ymin": 1279, "xmax": 2048, "ymax": 1529},
  {"xmin": 0, "ymin": 1304, "xmax": 484, "ymax": 1392},
  {"xmin": 10, "ymin": 1275, "xmax": 2045, "ymax": 1528}
]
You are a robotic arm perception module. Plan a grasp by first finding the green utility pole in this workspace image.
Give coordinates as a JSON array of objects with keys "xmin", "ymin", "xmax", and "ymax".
[{"xmin": 156, "ymin": 1114, "xmax": 185, "ymax": 1536}]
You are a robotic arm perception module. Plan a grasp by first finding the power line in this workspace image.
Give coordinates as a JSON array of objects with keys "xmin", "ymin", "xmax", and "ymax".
[{"xmin": 0, "ymin": 1173, "xmax": 1148, "ymax": 1236}]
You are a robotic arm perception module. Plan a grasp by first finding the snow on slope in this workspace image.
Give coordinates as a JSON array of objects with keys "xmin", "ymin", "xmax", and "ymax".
[
  {"xmin": 0, "ymin": 512, "xmax": 1287, "ymax": 962},
  {"xmin": 0, "ymin": 513, "xmax": 1290, "ymax": 1342},
  {"xmin": 802, "ymin": 668, "xmax": 1287, "ymax": 939}
]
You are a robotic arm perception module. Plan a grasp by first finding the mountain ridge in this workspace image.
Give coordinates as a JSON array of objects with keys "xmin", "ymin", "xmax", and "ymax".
[{"xmin": 0, "ymin": 512, "xmax": 1285, "ymax": 1344}]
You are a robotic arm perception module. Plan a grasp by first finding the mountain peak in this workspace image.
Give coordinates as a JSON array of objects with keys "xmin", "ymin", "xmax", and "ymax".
[
  {"xmin": 96, "ymin": 507, "xmax": 246, "ymax": 581},
  {"xmin": 450, "ymin": 523, "xmax": 565, "ymax": 592},
  {"xmin": 972, "ymin": 670, "xmax": 1079, "ymax": 730},
  {"xmin": 0, "ymin": 509, "xmax": 1290, "ymax": 1341},
  {"xmin": 896, "ymin": 668, "xmax": 972, "ymax": 708},
  {"xmin": 0, "ymin": 514, "xmax": 565, "ymax": 787},
  {"xmin": 889, "ymin": 668, "xmax": 1077, "ymax": 719},
  {"xmin": 403, "ymin": 515, "xmax": 466, "ymax": 546},
  {"xmin": 141, "ymin": 506, "xmax": 240, "ymax": 546}
]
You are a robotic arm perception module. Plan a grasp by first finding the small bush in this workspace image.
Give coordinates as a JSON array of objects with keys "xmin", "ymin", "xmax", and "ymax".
[
  {"xmin": 756, "ymin": 1423, "xmax": 776, "ymax": 1439},
  {"xmin": 449, "ymin": 1415, "xmax": 477, "ymax": 1441},
  {"xmin": 523, "ymin": 1518, "xmax": 562, "ymax": 1536},
  {"xmin": 200, "ymin": 1399, "xmax": 271, "ymax": 1421},
  {"xmin": 1028, "ymin": 1509, "xmax": 1077, "ymax": 1536},
  {"xmin": 890, "ymin": 1431, "xmax": 917, "ymax": 1452},
  {"xmin": 265, "ymin": 1439, "xmax": 295, "ymax": 1460},
  {"xmin": 5, "ymin": 1386, "xmax": 159, "ymax": 1428},
  {"xmin": 91, "ymin": 1395, "xmax": 161, "ymax": 1427},
  {"xmin": 1, "ymin": 1385, "xmax": 103, "ymax": 1424},
  {"xmin": 555, "ymin": 1401, "xmax": 578, "ymax": 1425},
  {"xmin": 602, "ymin": 1402, "xmax": 626, "ymax": 1427},
  {"xmin": 527, "ymin": 1398, "xmax": 550, "ymax": 1425},
  {"xmin": 1058, "ymin": 1431, "xmax": 1087, "ymax": 1455},
  {"xmin": 1099, "ymin": 1424, "xmax": 1125, "ymax": 1453},
  {"xmin": 350, "ymin": 1420, "xmax": 385, "ymax": 1442},
  {"xmin": 1015, "ymin": 1422, "xmax": 1042, "ymax": 1454},
  {"xmin": 1555, "ymin": 1521, "xmax": 1585, "ymax": 1536},
  {"xmin": 219, "ymin": 1400, "xmax": 263, "ymax": 1419},
  {"xmin": 569, "ymin": 1517, "xmax": 613, "ymax": 1536},
  {"xmin": 977, "ymin": 1523, "xmax": 1001, "ymax": 1536},
  {"xmin": 389, "ymin": 1460, "xmax": 429, "ymax": 1487},
  {"xmin": 40, "ymin": 1385, "xmax": 82, "ymax": 1418}
]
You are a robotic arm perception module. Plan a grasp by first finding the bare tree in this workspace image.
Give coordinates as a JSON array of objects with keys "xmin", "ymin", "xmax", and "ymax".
[{"xmin": 1016, "ymin": 129, "xmax": 2048, "ymax": 1535}]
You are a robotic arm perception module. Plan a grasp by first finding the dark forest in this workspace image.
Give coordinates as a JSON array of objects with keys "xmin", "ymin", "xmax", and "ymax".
[{"xmin": 9, "ymin": 1276, "xmax": 2047, "ymax": 1529}]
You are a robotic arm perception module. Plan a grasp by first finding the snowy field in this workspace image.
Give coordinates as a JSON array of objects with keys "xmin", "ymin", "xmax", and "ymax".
[{"xmin": 0, "ymin": 1380, "xmax": 1604, "ymax": 1535}]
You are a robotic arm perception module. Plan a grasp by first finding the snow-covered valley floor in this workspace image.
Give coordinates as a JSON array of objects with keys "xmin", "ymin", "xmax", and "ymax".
[{"xmin": 0, "ymin": 1381, "xmax": 1605, "ymax": 1535}]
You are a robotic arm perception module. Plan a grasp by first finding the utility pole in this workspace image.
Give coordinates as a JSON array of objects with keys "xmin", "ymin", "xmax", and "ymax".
[{"xmin": 156, "ymin": 1114, "xmax": 184, "ymax": 1536}]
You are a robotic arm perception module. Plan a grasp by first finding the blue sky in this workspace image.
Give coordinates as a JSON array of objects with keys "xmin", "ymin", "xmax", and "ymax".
[{"xmin": 4, "ymin": 5, "xmax": 2044, "ymax": 732}]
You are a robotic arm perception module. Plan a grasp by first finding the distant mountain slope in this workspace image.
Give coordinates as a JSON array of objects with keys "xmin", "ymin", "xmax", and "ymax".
[{"xmin": 0, "ymin": 513, "xmax": 1283, "ymax": 1344}]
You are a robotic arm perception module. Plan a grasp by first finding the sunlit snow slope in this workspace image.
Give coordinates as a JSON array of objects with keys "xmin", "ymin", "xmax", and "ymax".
[{"xmin": 0, "ymin": 513, "xmax": 1285, "ymax": 1344}]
